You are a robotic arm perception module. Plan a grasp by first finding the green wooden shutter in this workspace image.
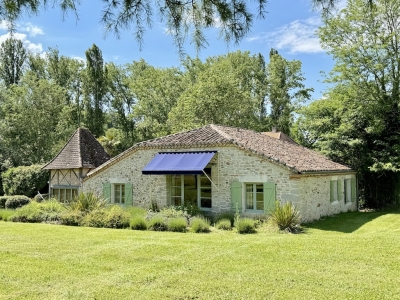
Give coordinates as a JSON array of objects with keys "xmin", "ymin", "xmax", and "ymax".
[
  {"xmin": 351, "ymin": 177, "xmax": 356, "ymax": 202},
  {"xmin": 337, "ymin": 180, "xmax": 342, "ymax": 201},
  {"xmin": 103, "ymin": 183, "xmax": 111, "ymax": 202},
  {"xmin": 125, "ymin": 183, "xmax": 133, "ymax": 206},
  {"xmin": 330, "ymin": 181, "xmax": 334, "ymax": 202},
  {"xmin": 263, "ymin": 182, "xmax": 276, "ymax": 214},
  {"xmin": 231, "ymin": 182, "xmax": 242, "ymax": 212}
]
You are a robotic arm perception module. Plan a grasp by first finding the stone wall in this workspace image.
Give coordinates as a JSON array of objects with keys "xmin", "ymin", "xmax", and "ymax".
[{"xmin": 82, "ymin": 145, "xmax": 356, "ymax": 221}]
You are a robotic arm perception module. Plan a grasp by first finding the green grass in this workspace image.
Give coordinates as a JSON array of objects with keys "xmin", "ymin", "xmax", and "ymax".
[{"xmin": 1, "ymin": 210, "xmax": 400, "ymax": 299}]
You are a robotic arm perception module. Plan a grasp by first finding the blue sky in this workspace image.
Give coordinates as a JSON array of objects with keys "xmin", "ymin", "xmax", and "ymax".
[{"xmin": 0, "ymin": 0, "xmax": 345, "ymax": 100}]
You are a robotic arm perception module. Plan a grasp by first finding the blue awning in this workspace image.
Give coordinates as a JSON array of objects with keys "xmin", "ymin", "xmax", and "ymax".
[{"xmin": 142, "ymin": 151, "xmax": 216, "ymax": 175}]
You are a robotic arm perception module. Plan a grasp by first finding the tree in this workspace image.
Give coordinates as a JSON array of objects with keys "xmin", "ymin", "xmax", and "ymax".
[
  {"xmin": 83, "ymin": 44, "xmax": 108, "ymax": 137},
  {"xmin": 168, "ymin": 51, "xmax": 267, "ymax": 132},
  {"xmin": 266, "ymin": 49, "xmax": 312, "ymax": 135},
  {"xmin": 300, "ymin": 0, "xmax": 400, "ymax": 207},
  {"xmin": 0, "ymin": 37, "xmax": 27, "ymax": 87}
]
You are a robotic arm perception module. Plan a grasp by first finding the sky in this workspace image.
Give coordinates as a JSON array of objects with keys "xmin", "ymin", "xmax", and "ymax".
[{"xmin": 0, "ymin": 0, "xmax": 346, "ymax": 100}]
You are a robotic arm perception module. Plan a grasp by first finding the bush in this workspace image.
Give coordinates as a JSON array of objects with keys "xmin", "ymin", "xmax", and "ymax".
[
  {"xmin": 60, "ymin": 211, "xmax": 84, "ymax": 226},
  {"xmin": 216, "ymin": 219, "xmax": 232, "ymax": 230},
  {"xmin": 4, "ymin": 196, "xmax": 31, "ymax": 209},
  {"xmin": 8, "ymin": 199, "xmax": 65, "ymax": 223},
  {"xmin": 236, "ymin": 218, "xmax": 256, "ymax": 234},
  {"xmin": 191, "ymin": 216, "xmax": 210, "ymax": 233},
  {"xmin": 1, "ymin": 165, "xmax": 48, "ymax": 197},
  {"xmin": 130, "ymin": 216, "xmax": 148, "ymax": 230},
  {"xmin": 81, "ymin": 209, "xmax": 107, "ymax": 228},
  {"xmin": 104, "ymin": 206, "xmax": 130, "ymax": 229},
  {"xmin": 0, "ymin": 196, "xmax": 7, "ymax": 208},
  {"xmin": 148, "ymin": 216, "xmax": 168, "ymax": 231},
  {"xmin": 168, "ymin": 217, "xmax": 187, "ymax": 232},
  {"xmin": 270, "ymin": 201, "xmax": 301, "ymax": 233},
  {"xmin": 214, "ymin": 211, "xmax": 235, "ymax": 227},
  {"xmin": 68, "ymin": 192, "xmax": 108, "ymax": 214},
  {"xmin": 0, "ymin": 209, "xmax": 15, "ymax": 221}
]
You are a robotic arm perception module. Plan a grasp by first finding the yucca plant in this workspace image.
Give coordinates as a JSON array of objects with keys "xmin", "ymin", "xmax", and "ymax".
[
  {"xmin": 67, "ymin": 192, "xmax": 108, "ymax": 215},
  {"xmin": 270, "ymin": 201, "xmax": 302, "ymax": 233}
]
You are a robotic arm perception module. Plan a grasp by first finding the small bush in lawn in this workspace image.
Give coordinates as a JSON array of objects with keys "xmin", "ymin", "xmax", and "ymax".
[
  {"xmin": 104, "ymin": 206, "xmax": 130, "ymax": 229},
  {"xmin": 130, "ymin": 216, "xmax": 148, "ymax": 230},
  {"xmin": 60, "ymin": 211, "xmax": 84, "ymax": 226},
  {"xmin": 191, "ymin": 216, "xmax": 210, "ymax": 233},
  {"xmin": 81, "ymin": 209, "xmax": 107, "ymax": 228},
  {"xmin": 270, "ymin": 201, "xmax": 301, "ymax": 233},
  {"xmin": 216, "ymin": 219, "xmax": 232, "ymax": 230},
  {"xmin": 148, "ymin": 216, "xmax": 168, "ymax": 231},
  {"xmin": 168, "ymin": 217, "xmax": 187, "ymax": 232},
  {"xmin": 4, "ymin": 196, "xmax": 31, "ymax": 209},
  {"xmin": 0, "ymin": 209, "xmax": 15, "ymax": 221},
  {"xmin": 9, "ymin": 202, "xmax": 43, "ymax": 223},
  {"xmin": 236, "ymin": 218, "xmax": 256, "ymax": 234},
  {"xmin": 125, "ymin": 206, "xmax": 147, "ymax": 218},
  {"xmin": 214, "ymin": 211, "xmax": 235, "ymax": 227}
]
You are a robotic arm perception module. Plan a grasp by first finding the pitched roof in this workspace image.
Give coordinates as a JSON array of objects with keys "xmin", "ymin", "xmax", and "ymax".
[
  {"xmin": 262, "ymin": 131, "xmax": 297, "ymax": 145},
  {"xmin": 43, "ymin": 128, "xmax": 110, "ymax": 170},
  {"xmin": 85, "ymin": 124, "xmax": 352, "ymax": 178}
]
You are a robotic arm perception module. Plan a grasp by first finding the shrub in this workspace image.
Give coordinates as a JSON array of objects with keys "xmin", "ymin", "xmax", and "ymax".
[
  {"xmin": 81, "ymin": 209, "xmax": 107, "ymax": 228},
  {"xmin": 8, "ymin": 199, "xmax": 65, "ymax": 223},
  {"xmin": 9, "ymin": 202, "xmax": 43, "ymax": 223},
  {"xmin": 60, "ymin": 211, "xmax": 84, "ymax": 226},
  {"xmin": 0, "ymin": 196, "xmax": 7, "ymax": 208},
  {"xmin": 214, "ymin": 211, "xmax": 235, "ymax": 227},
  {"xmin": 236, "ymin": 218, "xmax": 256, "ymax": 234},
  {"xmin": 68, "ymin": 192, "xmax": 108, "ymax": 214},
  {"xmin": 191, "ymin": 216, "xmax": 210, "ymax": 233},
  {"xmin": 130, "ymin": 216, "xmax": 148, "ymax": 230},
  {"xmin": 0, "ymin": 209, "xmax": 15, "ymax": 221},
  {"xmin": 1, "ymin": 165, "xmax": 48, "ymax": 197},
  {"xmin": 125, "ymin": 206, "xmax": 147, "ymax": 218},
  {"xmin": 4, "ymin": 196, "xmax": 31, "ymax": 209},
  {"xmin": 270, "ymin": 201, "xmax": 301, "ymax": 233},
  {"xmin": 148, "ymin": 216, "xmax": 168, "ymax": 231},
  {"xmin": 168, "ymin": 217, "xmax": 187, "ymax": 232},
  {"xmin": 104, "ymin": 206, "xmax": 130, "ymax": 229},
  {"xmin": 216, "ymin": 219, "xmax": 232, "ymax": 230}
]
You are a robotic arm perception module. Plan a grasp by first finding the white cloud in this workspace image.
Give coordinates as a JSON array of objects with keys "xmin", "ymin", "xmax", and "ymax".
[
  {"xmin": 22, "ymin": 22, "xmax": 44, "ymax": 37},
  {"xmin": 247, "ymin": 16, "xmax": 324, "ymax": 54},
  {"xmin": 0, "ymin": 32, "xmax": 43, "ymax": 53},
  {"xmin": 0, "ymin": 20, "xmax": 10, "ymax": 31}
]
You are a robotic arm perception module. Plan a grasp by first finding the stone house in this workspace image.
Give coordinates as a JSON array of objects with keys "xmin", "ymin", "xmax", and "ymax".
[
  {"xmin": 42, "ymin": 128, "xmax": 110, "ymax": 202},
  {"xmin": 81, "ymin": 124, "xmax": 357, "ymax": 222}
]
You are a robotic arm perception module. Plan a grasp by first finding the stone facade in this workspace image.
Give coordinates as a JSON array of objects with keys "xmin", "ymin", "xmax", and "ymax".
[{"xmin": 82, "ymin": 145, "xmax": 357, "ymax": 222}]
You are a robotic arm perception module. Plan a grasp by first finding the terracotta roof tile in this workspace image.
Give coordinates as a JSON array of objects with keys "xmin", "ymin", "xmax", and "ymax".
[
  {"xmin": 85, "ymin": 124, "xmax": 351, "ymax": 178},
  {"xmin": 43, "ymin": 128, "xmax": 110, "ymax": 170}
]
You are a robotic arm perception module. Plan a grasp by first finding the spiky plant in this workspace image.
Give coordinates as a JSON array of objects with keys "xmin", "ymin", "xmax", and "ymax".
[
  {"xmin": 270, "ymin": 201, "xmax": 302, "ymax": 233},
  {"xmin": 68, "ymin": 192, "xmax": 108, "ymax": 215}
]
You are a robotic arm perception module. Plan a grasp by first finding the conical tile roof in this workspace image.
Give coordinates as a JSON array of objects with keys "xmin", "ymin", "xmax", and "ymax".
[{"xmin": 43, "ymin": 128, "xmax": 110, "ymax": 170}]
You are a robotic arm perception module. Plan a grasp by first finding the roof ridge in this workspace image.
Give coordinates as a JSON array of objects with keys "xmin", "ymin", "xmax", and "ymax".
[{"xmin": 209, "ymin": 124, "xmax": 234, "ymax": 141}]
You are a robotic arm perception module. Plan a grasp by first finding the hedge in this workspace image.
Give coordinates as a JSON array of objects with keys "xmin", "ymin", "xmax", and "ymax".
[{"xmin": 1, "ymin": 165, "xmax": 48, "ymax": 198}]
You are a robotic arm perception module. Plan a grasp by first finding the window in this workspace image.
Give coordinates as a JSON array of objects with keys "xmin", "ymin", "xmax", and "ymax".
[
  {"xmin": 170, "ymin": 168, "xmax": 212, "ymax": 210},
  {"xmin": 51, "ymin": 187, "xmax": 78, "ymax": 203},
  {"xmin": 245, "ymin": 183, "xmax": 264, "ymax": 211},
  {"xmin": 331, "ymin": 180, "xmax": 338, "ymax": 202},
  {"xmin": 344, "ymin": 179, "xmax": 352, "ymax": 203},
  {"xmin": 114, "ymin": 184, "xmax": 125, "ymax": 204}
]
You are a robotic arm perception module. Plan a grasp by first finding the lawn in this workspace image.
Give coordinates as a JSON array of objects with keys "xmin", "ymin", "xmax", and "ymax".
[{"xmin": 1, "ymin": 210, "xmax": 399, "ymax": 299}]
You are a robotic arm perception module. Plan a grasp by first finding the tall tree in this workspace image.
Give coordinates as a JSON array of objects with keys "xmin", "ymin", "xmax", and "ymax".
[
  {"xmin": 266, "ymin": 48, "xmax": 312, "ymax": 135},
  {"xmin": 0, "ymin": 37, "xmax": 27, "ymax": 87},
  {"xmin": 83, "ymin": 44, "xmax": 108, "ymax": 137}
]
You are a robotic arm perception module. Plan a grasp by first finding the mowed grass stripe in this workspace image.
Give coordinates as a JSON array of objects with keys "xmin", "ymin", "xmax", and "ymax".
[{"xmin": 0, "ymin": 211, "xmax": 399, "ymax": 299}]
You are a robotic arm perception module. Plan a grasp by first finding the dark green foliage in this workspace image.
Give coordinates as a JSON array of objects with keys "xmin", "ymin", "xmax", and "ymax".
[
  {"xmin": 168, "ymin": 217, "xmax": 187, "ymax": 232},
  {"xmin": 1, "ymin": 165, "xmax": 48, "ymax": 198},
  {"xmin": 215, "ymin": 219, "xmax": 232, "ymax": 230},
  {"xmin": 59, "ymin": 211, "xmax": 84, "ymax": 226},
  {"xmin": 214, "ymin": 211, "xmax": 235, "ymax": 227},
  {"xmin": 4, "ymin": 196, "xmax": 31, "ymax": 209},
  {"xmin": 130, "ymin": 216, "xmax": 148, "ymax": 230},
  {"xmin": 236, "ymin": 218, "xmax": 256, "ymax": 234},
  {"xmin": 0, "ymin": 196, "xmax": 7, "ymax": 208},
  {"xmin": 270, "ymin": 201, "xmax": 301, "ymax": 233},
  {"xmin": 190, "ymin": 217, "xmax": 210, "ymax": 233},
  {"xmin": 148, "ymin": 216, "xmax": 168, "ymax": 231},
  {"xmin": 0, "ymin": 37, "xmax": 27, "ymax": 86}
]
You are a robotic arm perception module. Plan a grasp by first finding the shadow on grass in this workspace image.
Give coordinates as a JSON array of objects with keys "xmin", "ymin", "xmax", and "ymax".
[{"xmin": 304, "ymin": 210, "xmax": 399, "ymax": 233}]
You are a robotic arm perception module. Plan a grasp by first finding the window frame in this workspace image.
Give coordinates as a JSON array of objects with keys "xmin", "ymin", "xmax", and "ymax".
[
  {"xmin": 169, "ymin": 168, "xmax": 212, "ymax": 211},
  {"xmin": 344, "ymin": 178, "xmax": 352, "ymax": 204},
  {"xmin": 244, "ymin": 183, "xmax": 264, "ymax": 212},
  {"xmin": 51, "ymin": 187, "xmax": 78, "ymax": 203},
  {"xmin": 113, "ymin": 183, "xmax": 125, "ymax": 204}
]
